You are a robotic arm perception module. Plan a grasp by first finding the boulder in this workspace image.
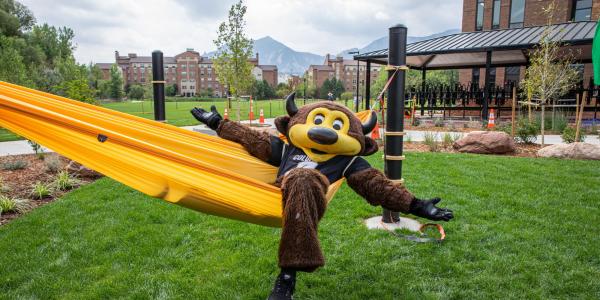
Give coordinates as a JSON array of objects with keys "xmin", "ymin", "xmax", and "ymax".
[
  {"xmin": 537, "ymin": 142, "xmax": 600, "ymax": 160},
  {"xmin": 453, "ymin": 131, "xmax": 516, "ymax": 154}
]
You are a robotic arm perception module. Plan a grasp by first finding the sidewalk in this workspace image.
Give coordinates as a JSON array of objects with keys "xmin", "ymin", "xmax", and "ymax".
[{"xmin": 2, "ymin": 118, "xmax": 598, "ymax": 156}]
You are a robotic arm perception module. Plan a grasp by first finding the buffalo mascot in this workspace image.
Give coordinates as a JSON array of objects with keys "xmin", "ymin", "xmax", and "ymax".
[{"xmin": 191, "ymin": 93, "xmax": 454, "ymax": 300}]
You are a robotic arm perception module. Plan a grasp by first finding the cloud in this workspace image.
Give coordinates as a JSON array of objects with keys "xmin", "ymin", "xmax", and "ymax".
[{"xmin": 19, "ymin": 0, "xmax": 462, "ymax": 63}]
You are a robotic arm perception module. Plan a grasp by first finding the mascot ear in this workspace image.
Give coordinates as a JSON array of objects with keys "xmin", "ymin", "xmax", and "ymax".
[
  {"xmin": 275, "ymin": 116, "xmax": 291, "ymax": 134},
  {"xmin": 362, "ymin": 137, "xmax": 379, "ymax": 156}
]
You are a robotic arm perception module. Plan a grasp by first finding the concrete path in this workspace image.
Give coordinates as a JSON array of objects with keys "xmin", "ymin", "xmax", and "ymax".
[{"xmin": 2, "ymin": 118, "xmax": 598, "ymax": 156}]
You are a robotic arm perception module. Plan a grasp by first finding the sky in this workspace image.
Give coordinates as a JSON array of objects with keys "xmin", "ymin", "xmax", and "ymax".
[{"xmin": 20, "ymin": 0, "xmax": 463, "ymax": 64}]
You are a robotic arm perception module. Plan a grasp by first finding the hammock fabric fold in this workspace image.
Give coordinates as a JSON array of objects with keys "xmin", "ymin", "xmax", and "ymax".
[{"xmin": 0, "ymin": 81, "xmax": 368, "ymax": 227}]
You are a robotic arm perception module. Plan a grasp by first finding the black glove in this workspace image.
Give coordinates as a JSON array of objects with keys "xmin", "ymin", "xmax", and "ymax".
[
  {"xmin": 191, "ymin": 105, "xmax": 222, "ymax": 131},
  {"xmin": 409, "ymin": 197, "xmax": 454, "ymax": 221}
]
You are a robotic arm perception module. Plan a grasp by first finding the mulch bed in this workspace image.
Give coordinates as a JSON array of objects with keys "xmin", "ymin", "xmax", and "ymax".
[
  {"xmin": 402, "ymin": 141, "xmax": 541, "ymax": 157},
  {"xmin": 0, "ymin": 154, "xmax": 101, "ymax": 226}
]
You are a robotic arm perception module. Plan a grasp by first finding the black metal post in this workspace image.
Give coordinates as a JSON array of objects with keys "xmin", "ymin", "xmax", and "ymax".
[
  {"xmin": 152, "ymin": 50, "xmax": 166, "ymax": 121},
  {"xmin": 356, "ymin": 56, "xmax": 360, "ymax": 111},
  {"xmin": 303, "ymin": 76, "xmax": 307, "ymax": 105},
  {"xmin": 382, "ymin": 24, "xmax": 407, "ymax": 224},
  {"xmin": 421, "ymin": 68, "xmax": 426, "ymax": 116},
  {"xmin": 365, "ymin": 60, "xmax": 371, "ymax": 110},
  {"xmin": 483, "ymin": 50, "xmax": 492, "ymax": 121}
]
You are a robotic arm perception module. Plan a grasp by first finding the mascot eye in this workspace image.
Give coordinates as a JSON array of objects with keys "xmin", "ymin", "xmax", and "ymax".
[
  {"xmin": 314, "ymin": 114, "xmax": 325, "ymax": 125},
  {"xmin": 332, "ymin": 119, "xmax": 343, "ymax": 130}
]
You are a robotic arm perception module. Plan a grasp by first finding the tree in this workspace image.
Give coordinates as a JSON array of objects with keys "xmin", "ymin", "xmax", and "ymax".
[
  {"xmin": 319, "ymin": 78, "xmax": 344, "ymax": 99},
  {"xmin": 213, "ymin": 0, "xmax": 254, "ymax": 108},
  {"xmin": 0, "ymin": 35, "xmax": 29, "ymax": 85},
  {"xmin": 520, "ymin": 2, "xmax": 580, "ymax": 146},
  {"xmin": 166, "ymin": 84, "xmax": 178, "ymax": 96},
  {"xmin": 108, "ymin": 64, "xmax": 124, "ymax": 100},
  {"xmin": 253, "ymin": 79, "xmax": 275, "ymax": 99},
  {"xmin": 127, "ymin": 84, "xmax": 145, "ymax": 100},
  {"xmin": 0, "ymin": 0, "xmax": 35, "ymax": 36},
  {"xmin": 57, "ymin": 79, "xmax": 96, "ymax": 104},
  {"xmin": 275, "ymin": 82, "xmax": 291, "ymax": 98}
]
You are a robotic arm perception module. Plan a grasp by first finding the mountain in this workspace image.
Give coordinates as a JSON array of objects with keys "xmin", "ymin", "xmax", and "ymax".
[
  {"xmin": 204, "ymin": 36, "xmax": 324, "ymax": 76},
  {"xmin": 337, "ymin": 29, "xmax": 460, "ymax": 59},
  {"xmin": 203, "ymin": 30, "xmax": 460, "ymax": 76}
]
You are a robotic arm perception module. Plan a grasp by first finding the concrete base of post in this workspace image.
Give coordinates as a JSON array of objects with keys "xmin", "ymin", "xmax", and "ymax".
[{"xmin": 364, "ymin": 216, "xmax": 422, "ymax": 232}]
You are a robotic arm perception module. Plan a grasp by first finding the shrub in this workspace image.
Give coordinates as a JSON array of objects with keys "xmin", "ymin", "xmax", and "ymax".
[
  {"xmin": 452, "ymin": 132, "xmax": 464, "ymax": 142},
  {"xmin": 423, "ymin": 132, "xmax": 440, "ymax": 152},
  {"xmin": 27, "ymin": 140, "xmax": 45, "ymax": 160},
  {"xmin": 0, "ymin": 177, "xmax": 9, "ymax": 193},
  {"xmin": 515, "ymin": 118, "xmax": 539, "ymax": 144},
  {"xmin": 434, "ymin": 118, "xmax": 444, "ymax": 127},
  {"xmin": 44, "ymin": 155, "xmax": 63, "ymax": 173},
  {"xmin": 406, "ymin": 134, "xmax": 412, "ymax": 143},
  {"xmin": 561, "ymin": 126, "xmax": 586, "ymax": 143},
  {"xmin": 54, "ymin": 171, "xmax": 81, "ymax": 191},
  {"xmin": 1, "ymin": 159, "xmax": 28, "ymax": 171},
  {"xmin": 31, "ymin": 182, "xmax": 52, "ymax": 199},
  {"xmin": 442, "ymin": 132, "xmax": 454, "ymax": 148},
  {"xmin": 0, "ymin": 195, "xmax": 32, "ymax": 214}
]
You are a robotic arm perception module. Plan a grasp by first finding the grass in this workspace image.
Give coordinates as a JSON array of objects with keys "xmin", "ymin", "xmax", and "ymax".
[
  {"xmin": 0, "ymin": 128, "xmax": 21, "ymax": 142},
  {"xmin": 0, "ymin": 153, "xmax": 599, "ymax": 299},
  {"xmin": 101, "ymin": 98, "xmax": 349, "ymax": 127}
]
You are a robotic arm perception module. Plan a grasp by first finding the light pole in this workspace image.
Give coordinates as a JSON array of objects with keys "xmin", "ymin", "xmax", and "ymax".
[{"xmin": 348, "ymin": 50, "xmax": 360, "ymax": 111}]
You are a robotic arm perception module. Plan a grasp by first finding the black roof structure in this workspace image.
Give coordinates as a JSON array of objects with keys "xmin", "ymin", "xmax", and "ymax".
[{"xmin": 355, "ymin": 21, "xmax": 596, "ymax": 70}]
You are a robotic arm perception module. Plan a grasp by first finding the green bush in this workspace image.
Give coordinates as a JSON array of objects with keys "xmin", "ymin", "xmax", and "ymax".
[
  {"xmin": 31, "ymin": 182, "xmax": 52, "ymax": 199},
  {"xmin": 44, "ymin": 155, "xmax": 62, "ymax": 173},
  {"xmin": 1, "ymin": 159, "xmax": 28, "ymax": 171},
  {"xmin": 54, "ymin": 171, "xmax": 81, "ymax": 191},
  {"xmin": 0, "ymin": 195, "xmax": 32, "ymax": 214},
  {"xmin": 515, "ymin": 118, "xmax": 539, "ymax": 144},
  {"xmin": 434, "ymin": 118, "xmax": 444, "ymax": 127},
  {"xmin": 561, "ymin": 126, "xmax": 586, "ymax": 143},
  {"xmin": 127, "ymin": 84, "xmax": 145, "ymax": 100}
]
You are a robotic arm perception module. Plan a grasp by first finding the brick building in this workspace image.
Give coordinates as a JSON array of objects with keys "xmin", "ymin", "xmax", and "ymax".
[
  {"xmin": 460, "ymin": 0, "xmax": 600, "ymax": 87},
  {"xmin": 97, "ymin": 50, "xmax": 277, "ymax": 97},
  {"xmin": 305, "ymin": 54, "xmax": 381, "ymax": 97}
]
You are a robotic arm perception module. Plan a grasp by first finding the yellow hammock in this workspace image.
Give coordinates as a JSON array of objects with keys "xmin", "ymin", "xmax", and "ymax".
[{"xmin": 0, "ymin": 81, "xmax": 372, "ymax": 227}]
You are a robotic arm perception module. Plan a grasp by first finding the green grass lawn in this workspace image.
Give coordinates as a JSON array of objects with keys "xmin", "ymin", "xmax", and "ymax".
[
  {"xmin": 0, "ymin": 128, "xmax": 21, "ymax": 142},
  {"xmin": 101, "ymin": 98, "xmax": 351, "ymax": 127},
  {"xmin": 1, "ymin": 153, "xmax": 599, "ymax": 299}
]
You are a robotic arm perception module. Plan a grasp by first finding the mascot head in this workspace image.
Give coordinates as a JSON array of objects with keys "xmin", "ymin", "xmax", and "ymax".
[{"xmin": 275, "ymin": 92, "xmax": 378, "ymax": 162}]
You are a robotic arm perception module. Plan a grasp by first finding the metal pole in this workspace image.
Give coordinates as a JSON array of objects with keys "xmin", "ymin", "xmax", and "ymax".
[
  {"xmin": 304, "ymin": 76, "xmax": 307, "ymax": 105},
  {"xmin": 365, "ymin": 61, "xmax": 371, "ymax": 110},
  {"xmin": 356, "ymin": 56, "xmax": 360, "ymax": 112},
  {"xmin": 152, "ymin": 50, "xmax": 166, "ymax": 121},
  {"xmin": 382, "ymin": 24, "xmax": 407, "ymax": 224},
  {"xmin": 483, "ymin": 50, "xmax": 492, "ymax": 121},
  {"xmin": 421, "ymin": 68, "xmax": 426, "ymax": 116}
]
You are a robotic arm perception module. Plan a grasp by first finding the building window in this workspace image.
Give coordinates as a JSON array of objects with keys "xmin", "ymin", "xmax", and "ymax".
[
  {"xmin": 492, "ymin": 0, "xmax": 501, "ymax": 29},
  {"xmin": 572, "ymin": 0, "xmax": 592, "ymax": 21},
  {"xmin": 505, "ymin": 66, "xmax": 520, "ymax": 84},
  {"xmin": 476, "ymin": 0, "xmax": 485, "ymax": 31},
  {"xmin": 509, "ymin": 0, "xmax": 525, "ymax": 28},
  {"xmin": 471, "ymin": 68, "xmax": 480, "ymax": 85}
]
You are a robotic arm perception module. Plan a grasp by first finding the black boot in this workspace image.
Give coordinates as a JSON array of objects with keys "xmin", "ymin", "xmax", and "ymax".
[{"xmin": 268, "ymin": 269, "xmax": 296, "ymax": 300}]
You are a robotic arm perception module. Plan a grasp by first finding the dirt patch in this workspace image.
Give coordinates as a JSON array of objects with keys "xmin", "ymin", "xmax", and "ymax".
[
  {"xmin": 388, "ymin": 141, "xmax": 540, "ymax": 158},
  {"xmin": 0, "ymin": 154, "xmax": 101, "ymax": 226}
]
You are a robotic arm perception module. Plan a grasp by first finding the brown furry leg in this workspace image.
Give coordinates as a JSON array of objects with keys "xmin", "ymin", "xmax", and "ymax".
[{"xmin": 278, "ymin": 168, "xmax": 329, "ymax": 272}]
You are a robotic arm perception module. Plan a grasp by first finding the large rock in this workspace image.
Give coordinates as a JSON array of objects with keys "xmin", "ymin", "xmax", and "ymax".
[
  {"xmin": 537, "ymin": 142, "xmax": 600, "ymax": 160},
  {"xmin": 453, "ymin": 131, "xmax": 516, "ymax": 154}
]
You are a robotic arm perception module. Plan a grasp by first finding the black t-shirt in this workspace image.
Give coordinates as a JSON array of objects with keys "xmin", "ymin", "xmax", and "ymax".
[{"xmin": 267, "ymin": 136, "xmax": 371, "ymax": 183}]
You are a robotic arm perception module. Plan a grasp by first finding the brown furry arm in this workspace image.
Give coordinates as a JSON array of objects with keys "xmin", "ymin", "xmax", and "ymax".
[
  {"xmin": 346, "ymin": 167, "xmax": 415, "ymax": 213},
  {"xmin": 216, "ymin": 119, "xmax": 273, "ymax": 162}
]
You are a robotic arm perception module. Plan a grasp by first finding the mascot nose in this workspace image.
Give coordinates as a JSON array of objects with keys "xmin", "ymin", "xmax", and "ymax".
[{"xmin": 308, "ymin": 127, "xmax": 338, "ymax": 145}]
